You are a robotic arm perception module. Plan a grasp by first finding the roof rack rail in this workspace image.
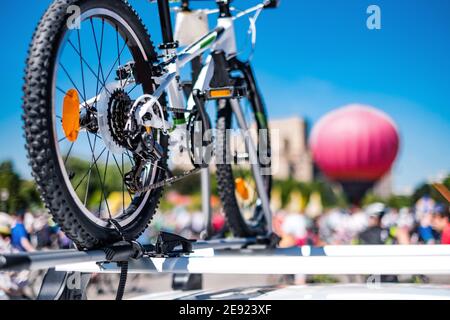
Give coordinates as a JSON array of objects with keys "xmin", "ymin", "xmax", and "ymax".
[{"xmin": 2, "ymin": 234, "xmax": 450, "ymax": 300}]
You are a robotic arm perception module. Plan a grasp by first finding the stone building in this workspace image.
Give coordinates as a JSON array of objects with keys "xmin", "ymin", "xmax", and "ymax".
[{"xmin": 269, "ymin": 117, "xmax": 313, "ymax": 182}]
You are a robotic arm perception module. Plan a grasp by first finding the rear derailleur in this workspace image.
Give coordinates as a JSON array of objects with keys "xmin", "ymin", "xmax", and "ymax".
[{"xmin": 122, "ymin": 118, "xmax": 167, "ymax": 193}]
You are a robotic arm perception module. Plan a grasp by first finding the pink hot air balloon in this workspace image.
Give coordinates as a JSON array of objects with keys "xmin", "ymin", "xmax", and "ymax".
[{"xmin": 310, "ymin": 104, "xmax": 400, "ymax": 203}]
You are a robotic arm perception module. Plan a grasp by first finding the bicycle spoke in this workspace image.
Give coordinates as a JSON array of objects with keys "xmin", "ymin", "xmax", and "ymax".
[
  {"xmin": 122, "ymin": 154, "xmax": 126, "ymax": 214},
  {"xmin": 102, "ymin": 40, "xmax": 129, "ymax": 91},
  {"xmin": 116, "ymin": 25, "xmax": 123, "ymax": 88},
  {"xmin": 84, "ymin": 134, "xmax": 98, "ymax": 206},
  {"xmin": 70, "ymin": 35, "xmax": 128, "ymax": 100},
  {"xmin": 86, "ymin": 133, "xmax": 111, "ymax": 217},
  {"xmin": 91, "ymin": 18, "xmax": 107, "ymax": 87},
  {"xmin": 64, "ymin": 142, "xmax": 75, "ymax": 165},
  {"xmin": 112, "ymin": 153, "xmax": 133, "ymax": 201},
  {"xmin": 76, "ymin": 29, "xmax": 87, "ymax": 105},
  {"xmin": 91, "ymin": 18, "xmax": 106, "ymax": 109},
  {"xmin": 74, "ymin": 28, "xmax": 92, "ymax": 200},
  {"xmin": 59, "ymin": 63, "xmax": 88, "ymax": 104},
  {"xmin": 98, "ymin": 151, "xmax": 111, "ymax": 217},
  {"xmin": 67, "ymin": 39, "xmax": 111, "ymax": 96},
  {"xmin": 125, "ymin": 150, "xmax": 135, "ymax": 167},
  {"xmin": 56, "ymin": 86, "xmax": 68, "ymax": 96},
  {"xmin": 74, "ymin": 146, "xmax": 107, "ymax": 192},
  {"xmin": 59, "ymin": 117, "xmax": 98, "ymax": 144},
  {"xmin": 127, "ymin": 83, "xmax": 139, "ymax": 95}
]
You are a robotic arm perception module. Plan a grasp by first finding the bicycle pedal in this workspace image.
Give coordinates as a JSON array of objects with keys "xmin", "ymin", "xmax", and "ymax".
[{"xmin": 206, "ymin": 86, "xmax": 247, "ymax": 100}]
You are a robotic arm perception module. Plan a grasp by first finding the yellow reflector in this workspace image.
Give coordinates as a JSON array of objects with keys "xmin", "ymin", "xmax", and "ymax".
[
  {"xmin": 209, "ymin": 88, "xmax": 232, "ymax": 99},
  {"xmin": 62, "ymin": 89, "xmax": 80, "ymax": 142},
  {"xmin": 235, "ymin": 178, "xmax": 250, "ymax": 200}
]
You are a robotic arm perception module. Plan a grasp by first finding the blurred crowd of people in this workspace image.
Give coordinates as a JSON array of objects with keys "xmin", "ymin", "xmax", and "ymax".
[
  {"xmin": 0, "ymin": 209, "xmax": 72, "ymax": 299},
  {"xmin": 274, "ymin": 195, "xmax": 449, "ymax": 248},
  {"xmin": 0, "ymin": 195, "xmax": 448, "ymax": 298}
]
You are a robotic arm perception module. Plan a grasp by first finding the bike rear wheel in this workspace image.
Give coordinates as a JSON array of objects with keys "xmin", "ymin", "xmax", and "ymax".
[
  {"xmin": 216, "ymin": 60, "xmax": 272, "ymax": 237},
  {"xmin": 23, "ymin": 0, "xmax": 166, "ymax": 249}
]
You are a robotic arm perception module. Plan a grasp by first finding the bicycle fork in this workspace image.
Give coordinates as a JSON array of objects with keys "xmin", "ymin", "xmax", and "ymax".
[{"xmin": 229, "ymin": 99, "xmax": 273, "ymax": 235}]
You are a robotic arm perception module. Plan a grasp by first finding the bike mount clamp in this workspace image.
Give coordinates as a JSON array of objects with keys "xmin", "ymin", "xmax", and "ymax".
[
  {"xmin": 99, "ymin": 232, "xmax": 196, "ymax": 264},
  {"xmin": 96, "ymin": 232, "xmax": 195, "ymax": 300},
  {"xmin": 153, "ymin": 231, "xmax": 196, "ymax": 257},
  {"xmin": 102, "ymin": 240, "xmax": 146, "ymax": 263},
  {"xmin": 256, "ymin": 232, "xmax": 281, "ymax": 249}
]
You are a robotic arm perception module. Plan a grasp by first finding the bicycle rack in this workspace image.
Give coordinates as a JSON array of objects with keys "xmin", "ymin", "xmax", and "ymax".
[
  {"xmin": 0, "ymin": 231, "xmax": 278, "ymax": 300},
  {"xmin": 2, "ymin": 237, "xmax": 450, "ymax": 300}
]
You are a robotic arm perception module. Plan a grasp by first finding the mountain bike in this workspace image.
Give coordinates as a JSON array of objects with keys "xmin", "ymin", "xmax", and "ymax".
[{"xmin": 22, "ymin": 0, "xmax": 279, "ymax": 249}]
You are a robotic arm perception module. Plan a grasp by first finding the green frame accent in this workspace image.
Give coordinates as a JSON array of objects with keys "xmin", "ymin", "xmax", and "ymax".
[
  {"xmin": 200, "ymin": 33, "xmax": 217, "ymax": 49},
  {"xmin": 173, "ymin": 118, "xmax": 187, "ymax": 126},
  {"xmin": 256, "ymin": 111, "xmax": 268, "ymax": 129}
]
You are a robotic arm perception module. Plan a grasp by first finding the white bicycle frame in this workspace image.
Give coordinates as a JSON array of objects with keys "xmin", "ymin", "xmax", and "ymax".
[
  {"xmin": 139, "ymin": 4, "xmax": 265, "ymax": 116},
  {"xmin": 132, "ymin": 1, "xmax": 273, "ymax": 233}
]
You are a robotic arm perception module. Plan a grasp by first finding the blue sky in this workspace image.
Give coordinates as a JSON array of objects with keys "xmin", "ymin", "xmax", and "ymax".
[{"xmin": 0, "ymin": 0, "xmax": 449, "ymax": 194}]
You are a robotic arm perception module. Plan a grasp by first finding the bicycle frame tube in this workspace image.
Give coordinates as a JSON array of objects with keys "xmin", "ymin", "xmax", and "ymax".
[
  {"xmin": 157, "ymin": 0, "xmax": 175, "ymax": 44},
  {"xmin": 149, "ymin": 0, "xmax": 267, "ymax": 112},
  {"xmin": 145, "ymin": 16, "xmax": 238, "ymax": 114}
]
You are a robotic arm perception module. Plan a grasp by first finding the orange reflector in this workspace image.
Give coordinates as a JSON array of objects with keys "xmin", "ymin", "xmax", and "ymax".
[
  {"xmin": 62, "ymin": 89, "xmax": 80, "ymax": 142},
  {"xmin": 209, "ymin": 88, "xmax": 232, "ymax": 99},
  {"xmin": 235, "ymin": 178, "xmax": 249, "ymax": 200}
]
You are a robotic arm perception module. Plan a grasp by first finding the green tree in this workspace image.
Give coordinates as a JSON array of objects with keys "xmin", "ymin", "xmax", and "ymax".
[
  {"xmin": 66, "ymin": 157, "xmax": 128, "ymax": 210},
  {"xmin": 387, "ymin": 195, "xmax": 412, "ymax": 209},
  {"xmin": 273, "ymin": 178, "xmax": 346, "ymax": 209},
  {"xmin": 0, "ymin": 161, "xmax": 22, "ymax": 213},
  {"xmin": 18, "ymin": 180, "xmax": 43, "ymax": 210}
]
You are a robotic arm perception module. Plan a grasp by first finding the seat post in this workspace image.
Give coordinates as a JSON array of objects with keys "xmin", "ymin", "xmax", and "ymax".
[
  {"xmin": 157, "ymin": 0, "xmax": 176, "ymax": 47},
  {"xmin": 217, "ymin": 0, "xmax": 232, "ymax": 18}
]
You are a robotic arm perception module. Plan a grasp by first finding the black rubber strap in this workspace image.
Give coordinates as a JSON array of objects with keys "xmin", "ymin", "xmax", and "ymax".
[
  {"xmin": 107, "ymin": 219, "xmax": 130, "ymax": 300},
  {"xmin": 116, "ymin": 261, "xmax": 129, "ymax": 300}
]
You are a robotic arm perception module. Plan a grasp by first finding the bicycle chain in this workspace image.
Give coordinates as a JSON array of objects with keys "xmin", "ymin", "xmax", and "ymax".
[
  {"xmin": 165, "ymin": 106, "xmax": 193, "ymax": 114},
  {"xmin": 138, "ymin": 167, "xmax": 201, "ymax": 193}
]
